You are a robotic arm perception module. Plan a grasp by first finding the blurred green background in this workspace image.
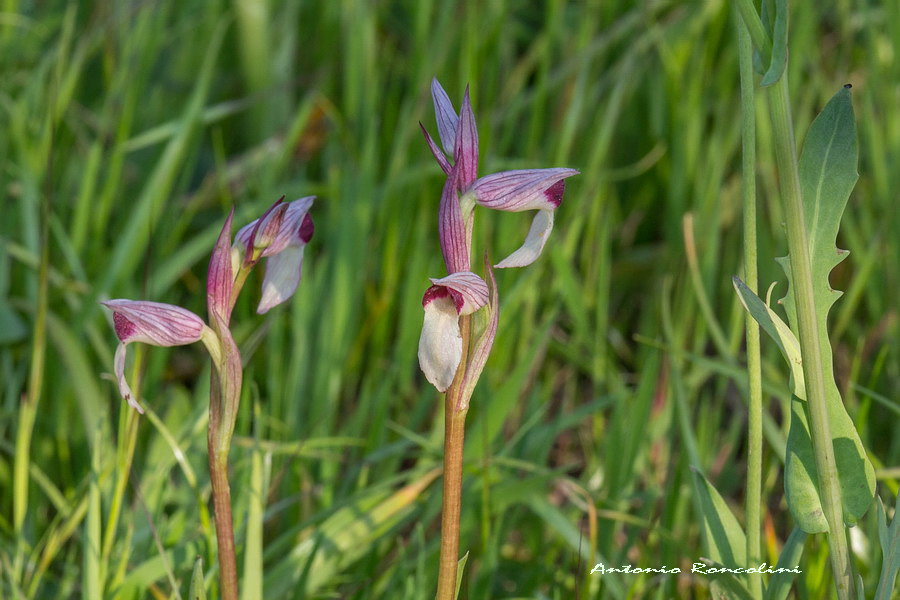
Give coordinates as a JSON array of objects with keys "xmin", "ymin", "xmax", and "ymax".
[{"xmin": 1, "ymin": 0, "xmax": 898, "ymax": 598}]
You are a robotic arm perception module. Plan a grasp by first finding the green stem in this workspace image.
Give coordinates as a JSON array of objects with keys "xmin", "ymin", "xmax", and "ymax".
[
  {"xmin": 767, "ymin": 74, "xmax": 855, "ymax": 600},
  {"xmin": 205, "ymin": 307, "xmax": 244, "ymax": 600},
  {"xmin": 734, "ymin": 0, "xmax": 772, "ymax": 63},
  {"xmin": 736, "ymin": 14, "xmax": 763, "ymax": 599},
  {"xmin": 436, "ymin": 315, "xmax": 472, "ymax": 600}
]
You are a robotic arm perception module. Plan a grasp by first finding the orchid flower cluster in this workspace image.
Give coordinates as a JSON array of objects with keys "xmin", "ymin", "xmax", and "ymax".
[
  {"xmin": 101, "ymin": 196, "xmax": 313, "ymax": 599},
  {"xmin": 417, "ymin": 79, "xmax": 578, "ymax": 402},
  {"xmin": 102, "ymin": 196, "xmax": 314, "ymax": 414}
]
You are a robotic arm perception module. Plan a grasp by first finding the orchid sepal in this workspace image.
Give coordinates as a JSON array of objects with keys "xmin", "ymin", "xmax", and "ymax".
[
  {"xmin": 458, "ymin": 257, "xmax": 499, "ymax": 409},
  {"xmin": 470, "ymin": 168, "xmax": 579, "ymax": 212},
  {"xmin": 431, "ymin": 78, "xmax": 459, "ymax": 155},
  {"xmin": 453, "ymin": 86, "xmax": 479, "ymax": 189},
  {"xmin": 101, "ymin": 299, "xmax": 221, "ymax": 413},
  {"xmin": 438, "ymin": 166, "xmax": 471, "ymax": 274},
  {"xmin": 208, "ymin": 209, "xmax": 236, "ymax": 323}
]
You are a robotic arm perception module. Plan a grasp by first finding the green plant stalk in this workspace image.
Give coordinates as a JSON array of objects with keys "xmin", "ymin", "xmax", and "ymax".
[
  {"xmin": 207, "ymin": 338, "xmax": 243, "ymax": 600},
  {"xmin": 767, "ymin": 75, "xmax": 854, "ymax": 600},
  {"xmin": 206, "ymin": 271, "xmax": 250, "ymax": 600},
  {"xmin": 436, "ymin": 315, "xmax": 472, "ymax": 600},
  {"xmin": 102, "ymin": 405, "xmax": 140, "ymax": 565},
  {"xmin": 737, "ymin": 14, "xmax": 763, "ymax": 600}
]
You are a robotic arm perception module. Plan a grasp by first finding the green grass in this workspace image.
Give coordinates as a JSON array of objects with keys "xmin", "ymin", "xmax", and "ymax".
[{"xmin": 1, "ymin": 1, "xmax": 898, "ymax": 598}]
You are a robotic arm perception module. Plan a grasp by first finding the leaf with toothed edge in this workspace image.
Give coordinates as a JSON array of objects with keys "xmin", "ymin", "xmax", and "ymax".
[{"xmin": 736, "ymin": 87, "xmax": 875, "ymax": 533}]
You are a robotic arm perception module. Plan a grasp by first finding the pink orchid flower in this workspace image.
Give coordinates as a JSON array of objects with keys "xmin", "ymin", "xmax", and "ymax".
[
  {"xmin": 231, "ymin": 196, "xmax": 315, "ymax": 314},
  {"xmin": 101, "ymin": 300, "xmax": 219, "ymax": 413},
  {"xmin": 418, "ymin": 271, "xmax": 490, "ymax": 392},
  {"xmin": 421, "ymin": 78, "xmax": 578, "ymax": 270},
  {"xmin": 417, "ymin": 79, "xmax": 577, "ymax": 395}
]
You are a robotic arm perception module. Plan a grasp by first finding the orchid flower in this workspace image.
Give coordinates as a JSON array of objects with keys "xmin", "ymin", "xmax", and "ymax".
[
  {"xmin": 421, "ymin": 78, "xmax": 578, "ymax": 269},
  {"xmin": 418, "ymin": 271, "xmax": 489, "ymax": 392},
  {"xmin": 102, "ymin": 300, "xmax": 220, "ymax": 414},
  {"xmin": 102, "ymin": 196, "xmax": 315, "ymax": 413},
  {"xmin": 101, "ymin": 196, "xmax": 314, "ymax": 600},
  {"xmin": 417, "ymin": 79, "xmax": 578, "ymax": 397},
  {"xmin": 231, "ymin": 196, "xmax": 315, "ymax": 314}
]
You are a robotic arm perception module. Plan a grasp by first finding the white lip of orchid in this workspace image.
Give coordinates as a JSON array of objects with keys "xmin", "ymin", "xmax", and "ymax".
[
  {"xmin": 494, "ymin": 209, "xmax": 554, "ymax": 269},
  {"xmin": 417, "ymin": 271, "xmax": 489, "ymax": 392}
]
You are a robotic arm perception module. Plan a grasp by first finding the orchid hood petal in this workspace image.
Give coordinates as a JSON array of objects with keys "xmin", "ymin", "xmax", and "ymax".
[
  {"xmin": 101, "ymin": 299, "xmax": 208, "ymax": 412},
  {"xmin": 431, "ymin": 78, "xmax": 458, "ymax": 155},
  {"xmin": 471, "ymin": 168, "xmax": 578, "ymax": 212},
  {"xmin": 453, "ymin": 87, "xmax": 479, "ymax": 189},
  {"xmin": 427, "ymin": 272, "xmax": 489, "ymax": 315},
  {"xmin": 234, "ymin": 196, "xmax": 314, "ymax": 260}
]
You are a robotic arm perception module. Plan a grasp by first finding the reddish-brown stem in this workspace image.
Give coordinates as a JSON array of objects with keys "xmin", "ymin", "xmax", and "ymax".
[
  {"xmin": 208, "ymin": 442, "xmax": 238, "ymax": 600},
  {"xmin": 435, "ymin": 404, "xmax": 467, "ymax": 600},
  {"xmin": 435, "ymin": 315, "xmax": 471, "ymax": 600}
]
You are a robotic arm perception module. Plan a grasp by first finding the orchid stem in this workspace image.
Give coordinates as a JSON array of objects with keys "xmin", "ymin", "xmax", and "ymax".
[
  {"xmin": 436, "ymin": 314, "xmax": 472, "ymax": 600},
  {"xmin": 206, "ymin": 315, "xmax": 242, "ymax": 600},
  {"xmin": 208, "ymin": 443, "xmax": 239, "ymax": 600}
]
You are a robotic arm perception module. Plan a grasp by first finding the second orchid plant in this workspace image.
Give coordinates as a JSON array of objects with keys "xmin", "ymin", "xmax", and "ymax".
[
  {"xmin": 102, "ymin": 197, "xmax": 313, "ymax": 600},
  {"xmin": 417, "ymin": 78, "xmax": 578, "ymax": 599}
]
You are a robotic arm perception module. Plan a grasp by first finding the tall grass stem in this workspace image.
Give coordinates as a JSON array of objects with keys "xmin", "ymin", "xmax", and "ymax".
[{"xmin": 736, "ymin": 13, "xmax": 764, "ymax": 600}]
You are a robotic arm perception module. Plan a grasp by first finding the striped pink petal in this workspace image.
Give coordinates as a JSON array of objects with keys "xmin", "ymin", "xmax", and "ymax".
[
  {"xmin": 420, "ymin": 122, "xmax": 452, "ymax": 175},
  {"xmin": 453, "ymin": 87, "xmax": 479, "ymax": 189},
  {"xmin": 471, "ymin": 168, "xmax": 578, "ymax": 212},
  {"xmin": 438, "ymin": 166, "xmax": 471, "ymax": 273},
  {"xmin": 432, "ymin": 78, "xmax": 458, "ymax": 155},
  {"xmin": 101, "ymin": 299, "xmax": 207, "ymax": 412},
  {"xmin": 208, "ymin": 209, "xmax": 236, "ymax": 322},
  {"xmin": 427, "ymin": 271, "xmax": 489, "ymax": 315}
]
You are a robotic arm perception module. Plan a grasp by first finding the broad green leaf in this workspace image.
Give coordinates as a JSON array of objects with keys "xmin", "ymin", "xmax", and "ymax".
[
  {"xmin": 765, "ymin": 526, "xmax": 806, "ymax": 600},
  {"xmin": 691, "ymin": 469, "xmax": 749, "ymax": 598},
  {"xmin": 875, "ymin": 494, "xmax": 900, "ymax": 600}
]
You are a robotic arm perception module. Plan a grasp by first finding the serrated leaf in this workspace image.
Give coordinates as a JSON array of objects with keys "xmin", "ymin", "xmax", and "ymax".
[{"xmin": 773, "ymin": 87, "xmax": 875, "ymax": 532}]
